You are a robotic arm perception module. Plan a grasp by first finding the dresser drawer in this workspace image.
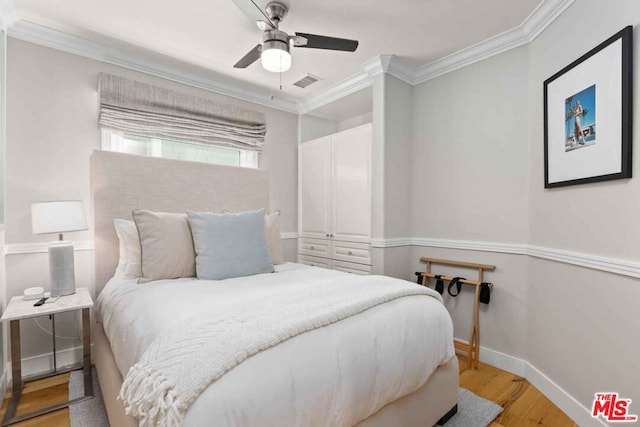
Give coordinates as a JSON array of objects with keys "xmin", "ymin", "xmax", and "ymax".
[
  {"xmin": 332, "ymin": 260, "xmax": 371, "ymax": 275},
  {"xmin": 331, "ymin": 241, "xmax": 371, "ymax": 265},
  {"xmin": 298, "ymin": 255, "xmax": 331, "ymax": 269},
  {"xmin": 299, "ymin": 238, "xmax": 331, "ymax": 258}
]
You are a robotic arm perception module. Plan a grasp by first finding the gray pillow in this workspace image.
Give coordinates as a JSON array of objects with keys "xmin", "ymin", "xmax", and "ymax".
[
  {"xmin": 132, "ymin": 210, "xmax": 195, "ymax": 283},
  {"xmin": 187, "ymin": 209, "xmax": 274, "ymax": 280}
]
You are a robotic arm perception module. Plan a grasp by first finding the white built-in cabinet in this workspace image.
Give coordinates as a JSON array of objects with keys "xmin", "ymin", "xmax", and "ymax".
[{"xmin": 298, "ymin": 123, "xmax": 372, "ymax": 274}]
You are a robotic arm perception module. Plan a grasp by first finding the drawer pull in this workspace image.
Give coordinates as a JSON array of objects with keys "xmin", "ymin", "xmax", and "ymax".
[
  {"xmin": 310, "ymin": 246, "xmax": 315, "ymax": 250},
  {"xmin": 348, "ymin": 251, "xmax": 353, "ymax": 255},
  {"xmin": 310, "ymin": 264, "xmax": 314, "ymax": 266}
]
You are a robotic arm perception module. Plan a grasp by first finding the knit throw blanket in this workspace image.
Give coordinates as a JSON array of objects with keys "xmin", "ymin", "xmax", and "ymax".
[{"xmin": 119, "ymin": 274, "xmax": 440, "ymax": 426}]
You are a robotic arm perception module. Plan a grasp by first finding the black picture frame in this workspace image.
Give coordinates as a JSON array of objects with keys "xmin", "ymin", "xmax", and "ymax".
[{"xmin": 543, "ymin": 26, "xmax": 633, "ymax": 188}]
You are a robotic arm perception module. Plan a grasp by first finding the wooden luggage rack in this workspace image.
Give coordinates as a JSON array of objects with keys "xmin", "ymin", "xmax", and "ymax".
[{"xmin": 418, "ymin": 257, "xmax": 495, "ymax": 370}]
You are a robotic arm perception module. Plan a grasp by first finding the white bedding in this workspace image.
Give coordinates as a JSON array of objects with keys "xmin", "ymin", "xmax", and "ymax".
[{"xmin": 97, "ymin": 263, "xmax": 455, "ymax": 426}]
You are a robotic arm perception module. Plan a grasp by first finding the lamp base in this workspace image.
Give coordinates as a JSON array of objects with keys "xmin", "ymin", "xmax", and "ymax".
[{"xmin": 49, "ymin": 241, "xmax": 76, "ymax": 297}]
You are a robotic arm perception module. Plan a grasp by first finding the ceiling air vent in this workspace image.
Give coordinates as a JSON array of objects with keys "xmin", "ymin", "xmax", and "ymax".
[{"xmin": 293, "ymin": 74, "xmax": 322, "ymax": 88}]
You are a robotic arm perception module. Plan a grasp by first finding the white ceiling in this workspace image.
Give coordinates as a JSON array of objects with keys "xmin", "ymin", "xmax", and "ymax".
[{"xmin": 15, "ymin": 0, "xmax": 542, "ymax": 100}]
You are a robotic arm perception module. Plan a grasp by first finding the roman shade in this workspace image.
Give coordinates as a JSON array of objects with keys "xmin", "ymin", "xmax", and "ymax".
[{"xmin": 98, "ymin": 73, "xmax": 266, "ymax": 151}]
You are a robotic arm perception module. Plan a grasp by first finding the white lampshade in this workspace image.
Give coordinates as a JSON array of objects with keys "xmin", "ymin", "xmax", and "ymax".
[
  {"xmin": 31, "ymin": 201, "xmax": 88, "ymax": 235},
  {"xmin": 261, "ymin": 46, "xmax": 291, "ymax": 73}
]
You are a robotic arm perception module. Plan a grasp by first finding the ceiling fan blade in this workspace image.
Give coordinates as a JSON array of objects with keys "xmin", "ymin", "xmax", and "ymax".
[
  {"xmin": 231, "ymin": 0, "xmax": 275, "ymax": 29},
  {"xmin": 234, "ymin": 44, "xmax": 263, "ymax": 68},
  {"xmin": 293, "ymin": 33, "xmax": 359, "ymax": 52}
]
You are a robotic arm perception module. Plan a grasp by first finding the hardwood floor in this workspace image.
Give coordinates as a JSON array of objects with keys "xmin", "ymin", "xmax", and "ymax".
[
  {"xmin": 0, "ymin": 373, "xmax": 70, "ymax": 427},
  {"xmin": 0, "ymin": 357, "xmax": 577, "ymax": 427},
  {"xmin": 458, "ymin": 356, "xmax": 578, "ymax": 427}
]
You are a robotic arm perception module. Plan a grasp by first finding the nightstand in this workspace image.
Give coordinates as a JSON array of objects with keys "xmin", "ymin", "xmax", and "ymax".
[{"xmin": 0, "ymin": 288, "xmax": 94, "ymax": 426}]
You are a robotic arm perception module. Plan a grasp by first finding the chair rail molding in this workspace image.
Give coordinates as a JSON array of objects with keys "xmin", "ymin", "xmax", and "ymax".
[
  {"xmin": 4, "ymin": 233, "xmax": 298, "ymax": 256},
  {"xmin": 4, "ymin": 241, "xmax": 94, "ymax": 255},
  {"xmin": 371, "ymin": 237, "xmax": 640, "ymax": 279}
]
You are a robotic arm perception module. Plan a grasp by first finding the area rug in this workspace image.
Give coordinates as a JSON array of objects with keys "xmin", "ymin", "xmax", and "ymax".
[
  {"xmin": 69, "ymin": 371, "xmax": 501, "ymax": 427},
  {"xmin": 69, "ymin": 368, "xmax": 109, "ymax": 427},
  {"xmin": 446, "ymin": 388, "xmax": 504, "ymax": 427}
]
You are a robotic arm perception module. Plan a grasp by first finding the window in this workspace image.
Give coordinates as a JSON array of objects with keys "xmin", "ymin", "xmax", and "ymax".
[{"xmin": 101, "ymin": 130, "xmax": 259, "ymax": 168}]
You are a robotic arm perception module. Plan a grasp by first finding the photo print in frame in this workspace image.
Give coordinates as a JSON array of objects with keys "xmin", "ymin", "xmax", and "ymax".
[{"xmin": 544, "ymin": 26, "xmax": 632, "ymax": 188}]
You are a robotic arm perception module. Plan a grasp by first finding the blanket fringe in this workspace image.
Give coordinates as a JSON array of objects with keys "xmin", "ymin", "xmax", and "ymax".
[{"xmin": 119, "ymin": 363, "xmax": 184, "ymax": 427}]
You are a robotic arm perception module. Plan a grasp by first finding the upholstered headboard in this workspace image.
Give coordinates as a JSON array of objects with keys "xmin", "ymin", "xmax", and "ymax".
[{"xmin": 92, "ymin": 150, "xmax": 270, "ymax": 295}]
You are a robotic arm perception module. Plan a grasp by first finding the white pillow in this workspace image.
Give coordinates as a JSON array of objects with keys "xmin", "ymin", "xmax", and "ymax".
[
  {"xmin": 114, "ymin": 219, "xmax": 142, "ymax": 279},
  {"xmin": 265, "ymin": 211, "xmax": 284, "ymax": 265}
]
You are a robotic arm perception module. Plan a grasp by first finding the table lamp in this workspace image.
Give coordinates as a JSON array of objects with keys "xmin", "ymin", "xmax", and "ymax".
[{"xmin": 31, "ymin": 201, "xmax": 88, "ymax": 297}]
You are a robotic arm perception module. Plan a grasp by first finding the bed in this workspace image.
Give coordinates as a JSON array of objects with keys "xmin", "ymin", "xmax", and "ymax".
[{"xmin": 91, "ymin": 150, "xmax": 459, "ymax": 426}]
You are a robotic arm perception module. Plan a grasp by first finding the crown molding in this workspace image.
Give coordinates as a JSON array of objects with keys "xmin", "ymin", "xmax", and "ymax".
[
  {"xmin": 5, "ymin": 0, "xmax": 573, "ymax": 115},
  {"xmin": 8, "ymin": 21, "xmax": 300, "ymax": 114},
  {"xmin": 301, "ymin": 0, "xmax": 574, "ymax": 111},
  {"xmin": 361, "ymin": 55, "xmax": 386, "ymax": 77},
  {"xmin": 297, "ymin": 70, "xmax": 372, "ymax": 114},
  {"xmin": 413, "ymin": 0, "xmax": 575, "ymax": 84},
  {"xmin": 300, "ymin": 54, "xmax": 415, "ymax": 114},
  {"xmin": 386, "ymin": 59, "xmax": 416, "ymax": 86},
  {"xmin": 412, "ymin": 25, "xmax": 529, "ymax": 84},
  {"xmin": 521, "ymin": 0, "xmax": 576, "ymax": 41}
]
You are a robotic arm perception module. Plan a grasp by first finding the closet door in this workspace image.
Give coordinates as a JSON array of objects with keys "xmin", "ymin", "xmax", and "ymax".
[
  {"xmin": 331, "ymin": 124, "xmax": 371, "ymax": 243},
  {"xmin": 299, "ymin": 136, "xmax": 332, "ymax": 239}
]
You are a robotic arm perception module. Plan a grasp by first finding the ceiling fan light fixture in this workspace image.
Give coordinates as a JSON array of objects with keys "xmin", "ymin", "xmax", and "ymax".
[{"xmin": 261, "ymin": 40, "xmax": 291, "ymax": 73}]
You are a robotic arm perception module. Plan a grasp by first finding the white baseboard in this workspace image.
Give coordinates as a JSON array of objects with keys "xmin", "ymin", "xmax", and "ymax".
[
  {"xmin": 455, "ymin": 341, "xmax": 602, "ymax": 426},
  {"xmin": 524, "ymin": 363, "xmax": 606, "ymax": 427},
  {"xmin": 5, "ymin": 344, "xmax": 88, "ymax": 385},
  {"xmin": 477, "ymin": 345, "xmax": 526, "ymax": 377}
]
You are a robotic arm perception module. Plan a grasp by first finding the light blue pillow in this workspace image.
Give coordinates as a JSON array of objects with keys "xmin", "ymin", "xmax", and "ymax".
[{"xmin": 187, "ymin": 209, "xmax": 274, "ymax": 280}]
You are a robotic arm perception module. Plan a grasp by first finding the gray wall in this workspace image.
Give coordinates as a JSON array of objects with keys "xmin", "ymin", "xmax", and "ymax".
[
  {"xmin": 409, "ymin": 0, "xmax": 640, "ymax": 413},
  {"xmin": 525, "ymin": 0, "xmax": 640, "ymax": 409},
  {"xmin": 300, "ymin": 115, "xmax": 337, "ymax": 143},
  {"xmin": 337, "ymin": 112, "xmax": 372, "ymax": 132},
  {"xmin": 410, "ymin": 45, "xmax": 530, "ymax": 359},
  {"xmin": 411, "ymin": 45, "xmax": 530, "ymax": 243},
  {"xmin": 5, "ymin": 38, "xmax": 299, "ymax": 360}
]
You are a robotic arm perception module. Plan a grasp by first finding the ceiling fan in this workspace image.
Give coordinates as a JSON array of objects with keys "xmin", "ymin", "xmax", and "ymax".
[{"xmin": 231, "ymin": 0, "xmax": 359, "ymax": 73}]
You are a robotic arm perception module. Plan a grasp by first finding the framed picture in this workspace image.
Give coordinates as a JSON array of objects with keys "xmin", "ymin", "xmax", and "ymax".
[{"xmin": 544, "ymin": 26, "xmax": 633, "ymax": 188}]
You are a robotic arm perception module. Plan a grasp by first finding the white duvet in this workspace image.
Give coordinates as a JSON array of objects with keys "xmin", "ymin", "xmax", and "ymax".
[{"xmin": 97, "ymin": 263, "xmax": 455, "ymax": 427}]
